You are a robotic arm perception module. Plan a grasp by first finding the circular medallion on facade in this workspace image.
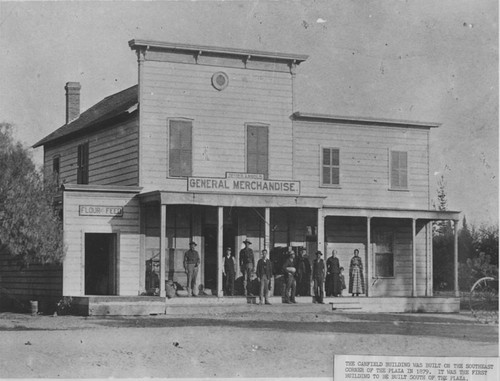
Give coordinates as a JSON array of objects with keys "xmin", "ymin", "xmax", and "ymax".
[{"xmin": 211, "ymin": 72, "xmax": 229, "ymax": 91}]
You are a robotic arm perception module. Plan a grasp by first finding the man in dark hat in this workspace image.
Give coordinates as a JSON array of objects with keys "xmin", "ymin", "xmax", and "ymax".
[
  {"xmin": 183, "ymin": 241, "xmax": 200, "ymax": 297},
  {"xmin": 312, "ymin": 250, "xmax": 326, "ymax": 304},
  {"xmin": 296, "ymin": 247, "xmax": 311, "ymax": 297},
  {"xmin": 239, "ymin": 239, "xmax": 255, "ymax": 296},
  {"xmin": 223, "ymin": 247, "xmax": 236, "ymax": 296}
]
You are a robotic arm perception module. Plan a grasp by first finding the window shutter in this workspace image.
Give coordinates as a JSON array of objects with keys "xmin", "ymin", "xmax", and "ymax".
[
  {"xmin": 247, "ymin": 125, "xmax": 268, "ymax": 178},
  {"xmin": 391, "ymin": 151, "xmax": 408, "ymax": 188},
  {"xmin": 77, "ymin": 142, "xmax": 89, "ymax": 184},
  {"xmin": 169, "ymin": 120, "xmax": 192, "ymax": 177},
  {"xmin": 257, "ymin": 127, "xmax": 268, "ymax": 178}
]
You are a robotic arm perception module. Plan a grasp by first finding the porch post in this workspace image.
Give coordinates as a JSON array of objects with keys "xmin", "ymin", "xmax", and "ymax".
[
  {"xmin": 366, "ymin": 217, "xmax": 371, "ymax": 297},
  {"xmin": 160, "ymin": 204, "xmax": 167, "ymax": 297},
  {"xmin": 265, "ymin": 207, "xmax": 270, "ymax": 250},
  {"xmin": 317, "ymin": 209, "xmax": 325, "ymax": 254},
  {"xmin": 454, "ymin": 220, "xmax": 459, "ymax": 297},
  {"xmin": 217, "ymin": 206, "xmax": 224, "ymax": 298},
  {"xmin": 412, "ymin": 218, "xmax": 417, "ymax": 297}
]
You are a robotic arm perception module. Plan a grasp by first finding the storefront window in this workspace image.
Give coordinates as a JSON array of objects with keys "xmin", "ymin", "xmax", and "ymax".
[{"xmin": 374, "ymin": 230, "xmax": 394, "ymax": 277}]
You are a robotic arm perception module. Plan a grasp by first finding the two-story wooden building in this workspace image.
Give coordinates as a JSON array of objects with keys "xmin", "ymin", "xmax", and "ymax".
[{"xmin": 32, "ymin": 39, "xmax": 461, "ymax": 314}]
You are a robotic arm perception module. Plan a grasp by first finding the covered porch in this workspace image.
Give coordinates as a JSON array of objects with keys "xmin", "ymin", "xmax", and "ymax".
[{"xmin": 320, "ymin": 206, "xmax": 462, "ymax": 298}]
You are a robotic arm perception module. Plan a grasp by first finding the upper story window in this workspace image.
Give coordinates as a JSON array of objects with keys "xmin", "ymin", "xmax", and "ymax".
[
  {"xmin": 52, "ymin": 155, "xmax": 60, "ymax": 184},
  {"xmin": 390, "ymin": 150, "xmax": 408, "ymax": 189},
  {"xmin": 77, "ymin": 142, "xmax": 89, "ymax": 185},
  {"xmin": 321, "ymin": 147, "xmax": 340, "ymax": 186},
  {"xmin": 169, "ymin": 119, "xmax": 192, "ymax": 177},
  {"xmin": 246, "ymin": 124, "xmax": 268, "ymax": 179}
]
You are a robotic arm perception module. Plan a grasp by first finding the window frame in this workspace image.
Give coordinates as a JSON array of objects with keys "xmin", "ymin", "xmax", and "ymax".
[
  {"xmin": 245, "ymin": 123, "xmax": 269, "ymax": 179},
  {"xmin": 389, "ymin": 149, "xmax": 409, "ymax": 191},
  {"xmin": 372, "ymin": 229, "xmax": 395, "ymax": 279},
  {"xmin": 77, "ymin": 142, "xmax": 89, "ymax": 185},
  {"xmin": 320, "ymin": 146, "xmax": 341, "ymax": 188},
  {"xmin": 167, "ymin": 118, "xmax": 193, "ymax": 178}
]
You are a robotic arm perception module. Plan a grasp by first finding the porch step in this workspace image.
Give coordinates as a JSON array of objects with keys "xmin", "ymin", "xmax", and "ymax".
[
  {"xmin": 329, "ymin": 299, "xmax": 363, "ymax": 311},
  {"xmin": 165, "ymin": 296, "xmax": 331, "ymax": 315},
  {"xmin": 70, "ymin": 296, "xmax": 167, "ymax": 316}
]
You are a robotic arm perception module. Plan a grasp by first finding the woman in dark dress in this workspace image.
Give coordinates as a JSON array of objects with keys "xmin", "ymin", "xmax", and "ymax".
[
  {"xmin": 348, "ymin": 249, "xmax": 364, "ymax": 296},
  {"xmin": 326, "ymin": 250, "xmax": 342, "ymax": 297}
]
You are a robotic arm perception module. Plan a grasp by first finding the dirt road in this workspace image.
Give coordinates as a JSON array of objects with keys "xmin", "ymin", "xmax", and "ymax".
[{"xmin": 0, "ymin": 310, "xmax": 497, "ymax": 378}]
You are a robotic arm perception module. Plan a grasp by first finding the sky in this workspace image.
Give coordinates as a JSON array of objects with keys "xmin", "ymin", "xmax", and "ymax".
[{"xmin": 1, "ymin": 0, "xmax": 498, "ymax": 226}]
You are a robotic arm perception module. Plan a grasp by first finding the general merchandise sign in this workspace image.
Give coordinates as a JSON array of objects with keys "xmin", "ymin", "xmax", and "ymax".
[{"xmin": 187, "ymin": 173, "xmax": 300, "ymax": 196}]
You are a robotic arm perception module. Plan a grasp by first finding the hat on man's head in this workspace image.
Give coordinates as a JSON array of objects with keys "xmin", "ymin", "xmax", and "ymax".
[
  {"xmin": 315, "ymin": 250, "xmax": 323, "ymax": 256},
  {"xmin": 189, "ymin": 241, "xmax": 197, "ymax": 246},
  {"xmin": 243, "ymin": 239, "xmax": 252, "ymax": 244}
]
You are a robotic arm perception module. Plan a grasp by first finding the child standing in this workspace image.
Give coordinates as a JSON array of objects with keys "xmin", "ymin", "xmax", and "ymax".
[{"xmin": 339, "ymin": 267, "xmax": 346, "ymax": 296}]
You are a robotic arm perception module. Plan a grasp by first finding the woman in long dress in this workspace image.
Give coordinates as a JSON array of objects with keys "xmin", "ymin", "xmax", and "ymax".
[
  {"xmin": 326, "ymin": 250, "xmax": 342, "ymax": 296},
  {"xmin": 348, "ymin": 249, "xmax": 364, "ymax": 296}
]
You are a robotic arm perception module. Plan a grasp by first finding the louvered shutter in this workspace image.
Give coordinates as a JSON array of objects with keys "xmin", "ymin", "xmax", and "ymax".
[
  {"xmin": 169, "ymin": 120, "xmax": 192, "ymax": 177},
  {"xmin": 247, "ymin": 125, "xmax": 268, "ymax": 179},
  {"xmin": 391, "ymin": 151, "xmax": 408, "ymax": 188}
]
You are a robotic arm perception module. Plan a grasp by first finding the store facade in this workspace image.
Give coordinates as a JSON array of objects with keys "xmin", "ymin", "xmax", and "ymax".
[{"xmin": 32, "ymin": 39, "xmax": 460, "ymax": 313}]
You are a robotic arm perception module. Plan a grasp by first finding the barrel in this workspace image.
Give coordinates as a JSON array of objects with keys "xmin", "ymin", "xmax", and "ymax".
[{"xmin": 30, "ymin": 300, "xmax": 38, "ymax": 316}]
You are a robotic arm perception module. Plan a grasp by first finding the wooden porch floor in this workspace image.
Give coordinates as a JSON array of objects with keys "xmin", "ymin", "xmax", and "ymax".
[{"xmin": 67, "ymin": 295, "xmax": 460, "ymax": 316}]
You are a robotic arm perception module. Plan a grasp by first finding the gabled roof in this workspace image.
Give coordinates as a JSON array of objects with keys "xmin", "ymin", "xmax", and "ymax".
[{"xmin": 33, "ymin": 85, "xmax": 138, "ymax": 148}]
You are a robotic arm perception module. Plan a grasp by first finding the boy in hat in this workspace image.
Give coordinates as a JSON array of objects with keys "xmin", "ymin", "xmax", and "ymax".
[
  {"xmin": 256, "ymin": 249, "xmax": 273, "ymax": 305},
  {"xmin": 239, "ymin": 239, "xmax": 255, "ymax": 296},
  {"xmin": 183, "ymin": 241, "xmax": 200, "ymax": 297},
  {"xmin": 312, "ymin": 251, "xmax": 326, "ymax": 304}
]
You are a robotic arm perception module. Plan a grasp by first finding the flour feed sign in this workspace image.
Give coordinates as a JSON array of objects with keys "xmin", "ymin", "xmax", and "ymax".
[
  {"xmin": 188, "ymin": 173, "xmax": 300, "ymax": 196},
  {"xmin": 79, "ymin": 205, "xmax": 124, "ymax": 217}
]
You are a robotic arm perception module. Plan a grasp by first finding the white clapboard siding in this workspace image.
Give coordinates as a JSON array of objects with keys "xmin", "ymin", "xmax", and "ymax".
[
  {"xmin": 63, "ymin": 191, "xmax": 141, "ymax": 296},
  {"xmin": 44, "ymin": 118, "xmax": 139, "ymax": 186},
  {"xmin": 139, "ymin": 60, "xmax": 293, "ymax": 189},
  {"xmin": 293, "ymin": 120, "xmax": 430, "ymax": 210}
]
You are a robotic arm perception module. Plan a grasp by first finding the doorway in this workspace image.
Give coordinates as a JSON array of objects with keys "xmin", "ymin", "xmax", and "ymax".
[
  {"xmin": 203, "ymin": 226, "xmax": 217, "ymax": 291},
  {"xmin": 85, "ymin": 233, "xmax": 117, "ymax": 295}
]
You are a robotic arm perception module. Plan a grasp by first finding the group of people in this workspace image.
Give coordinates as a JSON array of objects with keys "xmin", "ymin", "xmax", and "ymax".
[{"xmin": 183, "ymin": 239, "xmax": 365, "ymax": 303}]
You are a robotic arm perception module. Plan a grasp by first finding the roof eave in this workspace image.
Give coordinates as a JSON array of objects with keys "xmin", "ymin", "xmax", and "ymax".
[
  {"xmin": 33, "ymin": 107, "xmax": 138, "ymax": 149},
  {"xmin": 292, "ymin": 112, "xmax": 441, "ymax": 129},
  {"xmin": 128, "ymin": 39, "xmax": 309, "ymax": 63}
]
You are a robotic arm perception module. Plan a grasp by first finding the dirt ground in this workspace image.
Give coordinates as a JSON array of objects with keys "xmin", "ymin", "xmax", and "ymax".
[{"xmin": 0, "ymin": 309, "xmax": 498, "ymax": 379}]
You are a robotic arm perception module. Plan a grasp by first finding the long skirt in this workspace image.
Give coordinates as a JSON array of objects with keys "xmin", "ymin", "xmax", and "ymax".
[
  {"xmin": 325, "ymin": 274, "xmax": 333, "ymax": 296},
  {"xmin": 349, "ymin": 267, "xmax": 364, "ymax": 294}
]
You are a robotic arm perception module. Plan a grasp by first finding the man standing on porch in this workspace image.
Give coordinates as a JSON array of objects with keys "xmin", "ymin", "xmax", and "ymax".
[
  {"xmin": 312, "ymin": 251, "xmax": 326, "ymax": 304},
  {"xmin": 239, "ymin": 239, "xmax": 255, "ymax": 296},
  {"xmin": 256, "ymin": 249, "xmax": 273, "ymax": 305},
  {"xmin": 183, "ymin": 241, "xmax": 200, "ymax": 297}
]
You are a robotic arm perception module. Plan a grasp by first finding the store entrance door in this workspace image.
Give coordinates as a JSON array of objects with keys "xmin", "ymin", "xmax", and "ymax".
[
  {"xmin": 84, "ymin": 233, "xmax": 117, "ymax": 295},
  {"xmin": 203, "ymin": 225, "xmax": 217, "ymax": 292}
]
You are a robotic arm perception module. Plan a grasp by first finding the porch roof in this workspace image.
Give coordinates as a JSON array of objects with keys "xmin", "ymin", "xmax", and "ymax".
[
  {"xmin": 138, "ymin": 190, "xmax": 325, "ymax": 208},
  {"xmin": 322, "ymin": 205, "xmax": 461, "ymax": 220}
]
